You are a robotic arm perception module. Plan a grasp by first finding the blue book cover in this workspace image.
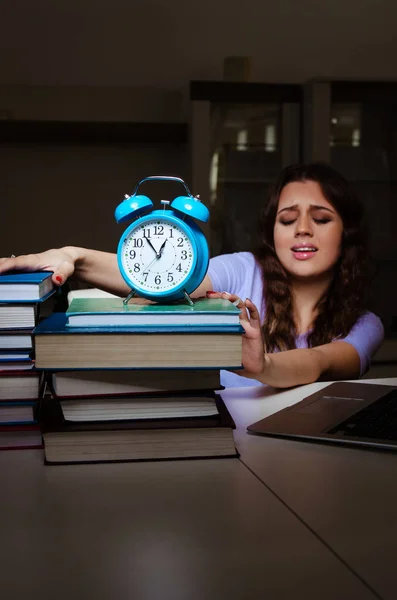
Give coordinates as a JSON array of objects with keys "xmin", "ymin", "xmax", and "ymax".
[
  {"xmin": 0, "ymin": 351, "xmax": 32, "ymax": 362},
  {"xmin": 35, "ymin": 312, "xmax": 245, "ymax": 335},
  {"xmin": 0, "ymin": 271, "xmax": 56, "ymax": 303},
  {"xmin": 0, "ymin": 401, "xmax": 36, "ymax": 425}
]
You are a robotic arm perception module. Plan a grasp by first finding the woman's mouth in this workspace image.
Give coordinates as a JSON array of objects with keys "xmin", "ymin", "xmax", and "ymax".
[{"xmin": 291, "ymin": 245, "xmax": 318, "ymax": 260}]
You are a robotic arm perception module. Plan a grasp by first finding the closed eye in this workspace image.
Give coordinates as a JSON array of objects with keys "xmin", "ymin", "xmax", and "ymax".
[
  {"xmin": 313, "ymin": 218, "xmax": 331, "ymax": 224},
  {"xmin": 279, "ymin": 218, "xmax": 331, "ymax": 226}
]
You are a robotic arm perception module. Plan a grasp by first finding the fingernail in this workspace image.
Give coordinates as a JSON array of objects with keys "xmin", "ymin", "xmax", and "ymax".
[
  {"xmin": 55, "ymin": 275, "xmax": 63, "ymax": 284},
  {"xmin": 222, "ymin": 291, "xmax": 231, "ymax": 296},
  {"xmin": 207, "ymin": 290, "xmax": 216, "ymax": 294}
]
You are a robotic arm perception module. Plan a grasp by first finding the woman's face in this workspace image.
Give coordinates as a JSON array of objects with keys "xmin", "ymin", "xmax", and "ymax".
[{"xmin": 273, "ymin": 180, "xmax": 344, "ymax": 281}]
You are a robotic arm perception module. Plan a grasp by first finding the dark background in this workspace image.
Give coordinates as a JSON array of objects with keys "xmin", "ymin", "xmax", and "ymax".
[{"xmin": 1, "ymin": 0, "xmax": 397, "ymax": 331}]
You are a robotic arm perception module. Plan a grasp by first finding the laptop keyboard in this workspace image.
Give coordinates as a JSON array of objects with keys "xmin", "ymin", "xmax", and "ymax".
[{"xmin": 327, "ymin": 389, "xmax": 397, "ymax": 440}]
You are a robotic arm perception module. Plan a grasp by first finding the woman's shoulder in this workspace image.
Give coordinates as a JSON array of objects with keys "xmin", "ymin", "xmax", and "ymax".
[{"xmin": 208, "ymin": 251, "xmax": 263, "ymax": 301}]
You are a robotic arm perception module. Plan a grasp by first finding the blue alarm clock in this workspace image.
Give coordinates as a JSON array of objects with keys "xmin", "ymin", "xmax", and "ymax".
[{"xmin": 115, "ymin": 176, "xmax": 210, "ymax": 305}]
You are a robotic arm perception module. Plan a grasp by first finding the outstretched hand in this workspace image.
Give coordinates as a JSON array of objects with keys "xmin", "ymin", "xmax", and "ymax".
[
  {"xmin": 206, "ymin": 291, "xmax": 265, "ymax": 379},
  {"xmin": 0, "ymin": 248, "xmax": 77, "ymax": 287}
]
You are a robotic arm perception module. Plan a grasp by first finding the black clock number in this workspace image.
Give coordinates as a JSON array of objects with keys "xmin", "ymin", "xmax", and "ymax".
[
  {"xmin": 177, "ymin": 237, "xmax": 184, "ymax": 247},
  {"xmin": 181, "ymin": 250, "xmax": 188, "ymax": 260},
  {"xmin": 134, "ymin": 263, "xmax": 140, "ymax": 272},
  {"xmin": 176, "ymin": 263, "xmax": 182, "ymax": 272},
  {"xmin": 143, "ymin": 229, "xmax": 151, "ymax": 238},
  {"xmin": 131, "ymin": 238, "xmax": 143, "ymax": 248},
  {"xmin": 143, "ymin": 272, "xmax": 149, "ymax": 282},
  {"xmin": 154, "ymin": 225, "xmax": 164, "ymax": 236},
  {"xmin": 129, "ymin": 250, "xmax": 136, "ymax": 259},
  {"xmin": 167, "ymin": 273, "xmax": 174, "ymax": 282},
  {"xmin": 155, "ymin": 275, "xmax": 161, "ymax": 285}
]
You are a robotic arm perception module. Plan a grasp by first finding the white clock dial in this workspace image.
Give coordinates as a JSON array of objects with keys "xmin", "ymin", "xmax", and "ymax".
[{"xmin": 120, "ymin": 218, "xmax": 195, "ymax": 293}]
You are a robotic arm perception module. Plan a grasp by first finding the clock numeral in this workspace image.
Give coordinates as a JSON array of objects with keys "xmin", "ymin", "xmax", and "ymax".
[
  {"xmin": 176, "ymin": 263, "xmax": 182, "ymax": 272},
  {"xmin": 143, "ymin": 272, "xmax": 149, "ymax": 282},
  {"xmin": 167, "ymin": 273, "xmax": 174, "ymax": 283},
  {"xmin": 129, "ymin": 250, "xmax": 136, "ymax": 259},
  {"xmin": 143, "ymin": 229, "xmax": 151, "ymax": 238},
  {"xmin": 134, "ymin": 263, "xmax": 141, "ymax": 272},
  {"xmin": 131, "ymin": 238, "xmax": 143, "ymax": 248},
  {"xmin": 154, "ymin": 225, "xmax": 164, "ymax": 236},
  {"xmin": 181, "ymin": 250, "xmax": 188, "ymax": 260},
  {"xmin": 177, "ymin": 237, "xmax": 184, "ymax": 247},
  {"xmin": 169, "ymin": 228, "xmax": 174, "ymax": 238},
  {"xmin": 154, "ymin": 275, "xmax": 161, "ymax": 285}
]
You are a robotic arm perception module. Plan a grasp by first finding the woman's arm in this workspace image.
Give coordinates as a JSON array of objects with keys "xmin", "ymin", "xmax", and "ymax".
[
  {"xmin": 0, "ymin": 246, "xmax": 130, "ymax": 296},
  {"xmin": 259, "ymin": 342, "xmax": 361, "ymax": 388},
  {"xmin": 0, "ymin": 247, "xmax": 215, "ymax": 298},
  {"xmin": 207, "ymin": 291, "xmax": 362, "ymax": 388}
]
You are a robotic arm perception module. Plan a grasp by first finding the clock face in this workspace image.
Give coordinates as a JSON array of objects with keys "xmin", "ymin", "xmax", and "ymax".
[{"xmin": 119, "ymin": 216, "xmax": 197, "ymax": 295}]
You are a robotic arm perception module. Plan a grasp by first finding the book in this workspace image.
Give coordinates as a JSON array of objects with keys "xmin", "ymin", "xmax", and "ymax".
[
  {"xmin": 0, "ymin": 401, "xmax": 36, "ymax": 425},
  {"xmin": 0, "ymin": 271, "xmax": 55, "ymax": 302},
  {"xmin": 0, "ymin": 361, "xmax": 34, "ymax": 371},
  {"xmin": 0, "ymin": 352, "xmax": 34, "ymax": 371},
  {"xmin": 0, "ymin": 351, "xmax": 32, "ymax": 361},
  {"xmin": 33, "ymin": 313, "xmax": 243, "ymax": 370},
  {"xmin": 59, "ymin": 393, "xmax": 220, "ymax": 422},
  {"xmin": 0, "ymin": 304, "xmax": 38, "ymax": 329},
  {"xmin": 0, "ymin": 370, "xmax": 41, "ymax": 400},
  {"xmin": 0, "ymin": 329, "xmax": 33, "ymax": 350},
  {"xmin": 0, "ymin": 424, "xmax": 43, "ymax": 451},
  {"xmin": 66, "ymin": 297, "xmax": 241, "ymax": 327},
  {"xmin": 39, "ymin": 394, "xmax": 238, "ymax": 464},
  {"xmin": 51, "ymin": 368, "xmax": 222, "ymax": 397}
]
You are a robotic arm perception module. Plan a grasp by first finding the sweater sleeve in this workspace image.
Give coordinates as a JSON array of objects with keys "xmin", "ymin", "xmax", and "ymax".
[
  {"xmin": 207, "ymin": 252, "xmax": 250, "ymax": 296},
  {"xmin": 335, "ymin": 312, "xmax": 385, "ymax": 376}
]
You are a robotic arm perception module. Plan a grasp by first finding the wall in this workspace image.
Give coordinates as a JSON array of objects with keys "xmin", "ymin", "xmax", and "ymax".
[
  {"xmin": 1, "ymin": 0, "xmax": 397, "ymax": 93},
  {"xmin": 0, "ymin": 142, "xmax": 188, "ymax": 256},
  {"xmin": 0, "ymin": 85, "xmax": 185, "ymax": 123}
]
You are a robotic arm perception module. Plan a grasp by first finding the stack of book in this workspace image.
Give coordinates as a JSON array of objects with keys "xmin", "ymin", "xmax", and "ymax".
[
  {"xmin": 34, "ymin": 296, "xmax": 244, "ymax": 464},
  {"xmin": 0, "ymin": 272, "xmax": 55, "ymax": 451}
]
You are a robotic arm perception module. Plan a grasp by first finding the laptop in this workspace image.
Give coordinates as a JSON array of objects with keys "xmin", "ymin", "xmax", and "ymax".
[{"xmin": 247, "ymin": 381, "xmax": 397, "ymax": 451}]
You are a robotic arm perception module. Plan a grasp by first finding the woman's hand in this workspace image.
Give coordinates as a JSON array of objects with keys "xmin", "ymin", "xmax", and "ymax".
[
  {"xmin": 206, "ymin": 291, "xmax": 265, "ymax": 379},
  {"xmin": 0, "ymin": 247, "xmax": 78, "ymax": 287}
]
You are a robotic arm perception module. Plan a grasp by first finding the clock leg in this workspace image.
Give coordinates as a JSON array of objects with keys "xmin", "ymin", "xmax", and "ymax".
[
  {"xmin": 123, "ymin": 289, "xmax": 137, "ymax": 305},
  {"xmin": 182, "ymin": 289, "xmax": 195, "ymax": 307}
]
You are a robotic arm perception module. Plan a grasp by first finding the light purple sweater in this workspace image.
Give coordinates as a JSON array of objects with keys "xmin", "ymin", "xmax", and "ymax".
[{"xmin": 207, "ymin": 252, "xmax": 385, "ymax": 388}]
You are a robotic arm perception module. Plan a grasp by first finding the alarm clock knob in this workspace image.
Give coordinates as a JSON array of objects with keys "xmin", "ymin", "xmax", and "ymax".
[
  {"xmin": 170, "ymin": 194, "xmax": 210, "ymax": 223},
  {"xmin": 114, "ymin": 194, "xmax": 154, "ymax": 224},
  {"xmin": 160, "ymin": 200, "xmax": 171, "ymax": 209}
]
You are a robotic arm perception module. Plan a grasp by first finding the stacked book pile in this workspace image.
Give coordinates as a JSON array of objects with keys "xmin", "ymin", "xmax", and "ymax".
[
  {"xmin": 34, "ymin": 296, "xmax": 244, "ymax": 464},
  {"xmin": 0, "ymin": 272, "xmax": 55, "ymax": 451}
]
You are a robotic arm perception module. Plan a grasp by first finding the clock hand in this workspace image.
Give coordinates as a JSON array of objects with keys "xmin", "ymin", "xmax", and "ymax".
[
  {"xmin": 157, "ymin": 239, "xmax": 167, "ymax": 257},
  {"xmin": 142, "ymin": 239, "xmax": 168, "ymax": 271},
  {"xmin": 144, "ymin": 237, "xmax": 158, "ymax": 255}
]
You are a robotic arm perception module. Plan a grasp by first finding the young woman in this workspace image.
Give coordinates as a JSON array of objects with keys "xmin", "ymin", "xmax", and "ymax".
[{"xmin": 0, "ymin": 163, "xmax": 384, "ymax": 388}]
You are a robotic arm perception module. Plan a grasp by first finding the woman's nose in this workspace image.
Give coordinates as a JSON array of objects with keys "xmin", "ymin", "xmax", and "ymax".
[{"xmin": 294, "ymin": 216, "xmax": 313, "ymax": 236}]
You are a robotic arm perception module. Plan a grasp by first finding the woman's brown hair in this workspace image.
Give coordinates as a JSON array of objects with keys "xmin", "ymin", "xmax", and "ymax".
[{"xmin": 254, "ymin": 162, "xmax": 370, "ymax": 352}]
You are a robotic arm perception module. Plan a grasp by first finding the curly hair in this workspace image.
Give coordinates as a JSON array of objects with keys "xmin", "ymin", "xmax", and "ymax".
[{"xmin": 253, "ymin": 162, "xmax": 371, "ymax": 352}]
